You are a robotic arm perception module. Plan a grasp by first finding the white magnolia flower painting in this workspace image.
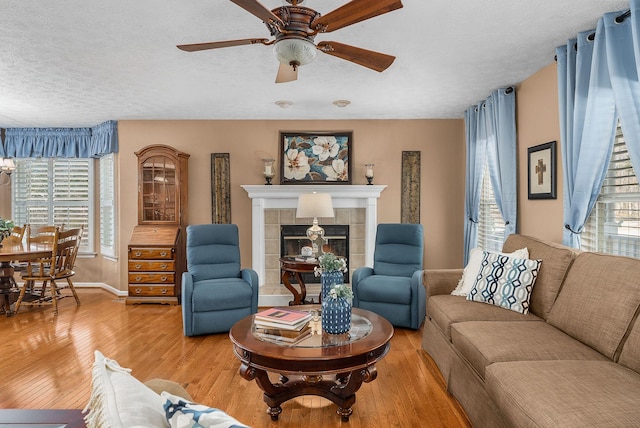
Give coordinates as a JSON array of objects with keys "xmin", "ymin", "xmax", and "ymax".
[{"xmin": 280, "ymin": 132, "xmax": 351, "ymax": 183}]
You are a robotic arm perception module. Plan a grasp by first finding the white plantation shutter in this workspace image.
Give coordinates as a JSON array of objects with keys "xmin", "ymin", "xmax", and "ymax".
[
  {"xmin": 583, "ymin": 122, "xmax": 640, "ymax": 258},
  {"xmin": 99, "ymin": 154, "xmax": 116, "ymax": 257},
  {"xmin": 12, "ymin": 158, "xmax": 94, "ymax": 253},
  {"xmin": 477, "ymin": 162, "xmax": 505, "ymax": 252},
  {"xmin": 12, "ymin": 159, "xmax": 50, "ymax": 225}
]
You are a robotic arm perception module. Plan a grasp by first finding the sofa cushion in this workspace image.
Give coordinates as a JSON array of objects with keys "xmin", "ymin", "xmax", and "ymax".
[
  {"xmin": 451, "ymin": 321, "xmax": 607, "ymax": 380},
  {"xmin": 427, "ymin": 295, "xmax": 541, "ymax": 341},
  {"xmin": 547, "ymin": 252, "xmax": 640, "ymax": 360},
  {"xmin": 84, "ymin": 350, "xmax": 169, "ymax": 428},
  {"xmin": 619, "ymin": 316, "xmax": 640, "ymax": 374},
  {"xmin": 162, "ymin": 392, "xmax": 248, "ymax": 428},
  {"xmin": 502, "ymin": 234, "xmax": 578, "ymax": 319},
  {"xmin": 486, "ymin": 360, "xmax": 640, "ymax": 427},
  {"xmin": 467, "ymin": 252, "xmax": 541, "ymax": 314},
  {"xmin": 452, "ymin": 247, "xmax": 529, "ymax": 296}
]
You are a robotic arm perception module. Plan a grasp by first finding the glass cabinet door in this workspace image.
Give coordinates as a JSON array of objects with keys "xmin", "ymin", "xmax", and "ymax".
[{"xmin": 141, "ymin": 155, "xmax": 177, "ymax": 223}]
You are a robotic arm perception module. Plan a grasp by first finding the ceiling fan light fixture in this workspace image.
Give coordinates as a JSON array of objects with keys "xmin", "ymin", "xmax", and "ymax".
[
  {"xmin": 273, "ymin": 38, "xmax": 317, "ymax": 67},
  {"xmin": 333, "ymin": 99, "xmax": 351, "ymax": 108}
]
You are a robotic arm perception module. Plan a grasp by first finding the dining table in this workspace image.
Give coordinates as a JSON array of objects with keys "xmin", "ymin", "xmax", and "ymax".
[{"xmin": 0, "ymin": 242, "xmax": 53, "ymax": 316}]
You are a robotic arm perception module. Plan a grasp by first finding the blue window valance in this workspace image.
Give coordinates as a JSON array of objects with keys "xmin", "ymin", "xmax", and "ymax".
[{"xmin": 1, "ymin": 120, "xmax": 118, "ymax": 158}]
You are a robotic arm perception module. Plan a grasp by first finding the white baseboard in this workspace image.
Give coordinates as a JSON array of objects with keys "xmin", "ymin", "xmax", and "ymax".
[{"xmin": 68, "ymin": 282, "xmax": 128, "ymax": 297}]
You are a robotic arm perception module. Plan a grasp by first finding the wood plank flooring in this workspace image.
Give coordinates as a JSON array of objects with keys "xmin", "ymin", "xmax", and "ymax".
[{"xmin": 0, "ymin": 289, "xmax": 470, "ymax": 427}]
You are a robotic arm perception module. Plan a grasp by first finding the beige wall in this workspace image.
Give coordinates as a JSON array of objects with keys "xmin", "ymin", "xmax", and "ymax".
[
  {"xmin": 116, "ymin": 119, "xmax": 466, "ymax": 291},
  {"xmin": 515, "ymin": 63, "xmax": 564, "ymax": 243}
]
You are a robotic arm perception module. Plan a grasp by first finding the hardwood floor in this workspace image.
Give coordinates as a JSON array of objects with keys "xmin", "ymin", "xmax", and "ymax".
[{"xmin": 0, "ymin": 289, "xmax": 470, "ymax": 427}]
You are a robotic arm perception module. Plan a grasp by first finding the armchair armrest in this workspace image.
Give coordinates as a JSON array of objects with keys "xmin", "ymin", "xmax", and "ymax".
[
  {"xmin": 352, "ymin": 266, "xmax": 373, "ymax": 307},
  {"xmin": 241, "ymin": 268, "xmax": 259, "ymax": 312},
  {"xmin": 181, "ymin": 272, "xmax": 195, "ymax": 336},
  {"xmin": 352, "ymin": 266, "xmax": 373, "ymax": 286},
  {"xmin": 423, "ymin": 269, "xmax": 463, "ymax": 299}
]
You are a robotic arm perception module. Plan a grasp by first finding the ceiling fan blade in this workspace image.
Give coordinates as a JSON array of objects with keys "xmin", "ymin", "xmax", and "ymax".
[
  {"xmin": 230, "ymin": 0, "xmax": 285, "ymax": 26},
  {"xmin": 317, "ymin": 41, "xmax": 395, "ymax": 72},
  {"xmin": 275, "ymin": 62, "xmax": 298, "ymax": 83},
  {"xmin": 314, "ymin": 0, "xmax": 403, "ymax": 33},
  {"xmin": 177, "ymin": 38, "xmax": 270, "ymax": 52}
]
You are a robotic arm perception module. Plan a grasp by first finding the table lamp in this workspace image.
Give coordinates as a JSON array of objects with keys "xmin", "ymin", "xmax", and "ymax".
[{"xmin": 296, "ymin": 192, "xmax": 334, "ymax": 256}]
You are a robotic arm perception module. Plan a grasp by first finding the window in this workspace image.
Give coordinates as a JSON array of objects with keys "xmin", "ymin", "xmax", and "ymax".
[
  {"xmin": 583, "ymin": 122, "xmax": 640, "ymax": 258},
  {"xmin": 99, "ymin": 154, "xmax": 116, "ymax": 258},
  {"xmin": 477, "ymin": 163, "xmax": 505, "ymax": 252},
  {"xmin": 12, "ymin": 158, "xmax": 94, "ymax": 253}
]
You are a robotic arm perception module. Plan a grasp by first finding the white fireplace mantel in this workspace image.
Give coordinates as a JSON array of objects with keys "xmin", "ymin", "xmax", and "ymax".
[{"xmin": 242, "ymin": 184, "xmax": 386, "ymax": 286}]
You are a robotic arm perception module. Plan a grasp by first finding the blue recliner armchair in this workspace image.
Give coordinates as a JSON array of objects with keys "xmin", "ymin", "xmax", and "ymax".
[
  {"xmin": 352, "ymin": 223, "xmax": 425, "ymax": 329},
  {"xmin": 182, "ymin": 224, "xmax": 259, "ymax": 336}
]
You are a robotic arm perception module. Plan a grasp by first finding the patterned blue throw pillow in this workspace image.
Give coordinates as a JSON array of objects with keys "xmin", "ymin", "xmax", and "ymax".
[
  {"xmin": 162, "ymin": 392, "xmax": 249, "ymax": 428},
  {"xmin": 467, "ymin": 251, "xmax": 542, "ymax": 314}
]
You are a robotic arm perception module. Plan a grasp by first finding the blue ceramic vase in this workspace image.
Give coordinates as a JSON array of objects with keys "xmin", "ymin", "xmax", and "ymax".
[
  {"xmin": 321, "ymin": 296, "xmax": 352, "ymax": 334},
  {"xmin": 320, "ymin": 271, "xmax": 344, "ymax": 301}
]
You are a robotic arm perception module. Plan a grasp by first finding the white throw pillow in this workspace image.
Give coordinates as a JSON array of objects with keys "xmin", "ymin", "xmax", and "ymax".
[
  {"xmin": 83, "ymin": 350, "xmax": 170, "ymax": 428},
  {"xmin": 451, "ymin": 247, "xmax": 529, "ymax": 296},
  {"xmin": 162, "ymin": 392, "xmax": 248, "ymax": 428}
]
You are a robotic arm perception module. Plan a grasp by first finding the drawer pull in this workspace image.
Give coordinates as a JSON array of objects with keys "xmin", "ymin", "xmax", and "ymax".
[
  {"xmin": 135, "ymin": 276, "xmax": 142, "ymax": 281},
  {"xmin": 160, "ymin": 264, "xmax": 168, "ymax": 269},
  {"xmin": 161, "ymin": 288, "xmax": 168, "ymax": 294},
  {"xmin": 135, "ymin": 264, "xmax": 142, "ymax": 269},
  {"xmin": 160, "ymin": 251, "xmax": 168, "ymax": 257},
  {"xmin": 161, "ymin": 276, "xmax": 168, "ymax": 282},
  {"xmin": 135, "ymin": 251, "xmax": 142, "ymax": 257},
  {"xmin": 135, "ymin": 288, "xmax": 142, "ymax": 294}
]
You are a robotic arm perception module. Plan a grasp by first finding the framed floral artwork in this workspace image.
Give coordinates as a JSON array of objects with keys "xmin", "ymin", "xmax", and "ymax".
[{"xmin": 280, "ymin": 131, "xmax": 352, "ymax": 184}]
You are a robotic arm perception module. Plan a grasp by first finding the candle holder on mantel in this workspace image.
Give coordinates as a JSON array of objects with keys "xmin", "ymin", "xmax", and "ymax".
[
  {"xmin": 364, "ymin": 163, "xmax": 374, "ymax": 185},
  {"xmin": 262, "ymin": 158, "xmax": 275, "ymax": 185}
]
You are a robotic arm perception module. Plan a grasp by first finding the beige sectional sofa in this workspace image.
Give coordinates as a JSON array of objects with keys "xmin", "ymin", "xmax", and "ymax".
[{"xmin": 422, "ymin": 234, "xmax": 640, "ymax": 427}]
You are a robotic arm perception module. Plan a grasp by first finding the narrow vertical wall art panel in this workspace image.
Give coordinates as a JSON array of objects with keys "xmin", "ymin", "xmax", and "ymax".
[
  {"xmin": 401, "ymin": 151, "xmax": 421, "ymax": 224},
  {"xmin": 211, "ymin": 153, "xmax": 231, "ymax": 224}
]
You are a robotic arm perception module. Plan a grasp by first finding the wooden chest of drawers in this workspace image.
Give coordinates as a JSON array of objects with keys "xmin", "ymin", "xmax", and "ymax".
[{"xmin": 126, "ymin": 225, "xmax": 185, "ymax": 305}]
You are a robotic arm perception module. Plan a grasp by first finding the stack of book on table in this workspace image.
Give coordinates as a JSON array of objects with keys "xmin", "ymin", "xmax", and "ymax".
[{"xmin": 253, "ymin": 307, "xmax": 313, "ymax": 343}]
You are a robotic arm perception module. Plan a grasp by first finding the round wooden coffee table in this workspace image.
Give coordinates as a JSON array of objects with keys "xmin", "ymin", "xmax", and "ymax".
[{"xmin": 229, "ymin": 306, "xmax": 394, "ymax": 421}]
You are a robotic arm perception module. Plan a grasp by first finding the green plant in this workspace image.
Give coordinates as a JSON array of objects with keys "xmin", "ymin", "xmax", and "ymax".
[
  {"xmin": 0, "ymin": 217, "xmax": 14, "ymax": 239},
  {"xmin": 313, "ymin": 252, "xmax": 347, "ymax": 276},
  {"xmin": 328, "ymin": 283, "xmax": 353, "ymax": 300}
]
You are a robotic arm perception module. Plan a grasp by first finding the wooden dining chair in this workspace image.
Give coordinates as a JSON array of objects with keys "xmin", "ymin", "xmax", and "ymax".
[
  {"xmin": 1, "ymin": 224, "xmax": 28, "ymax": 245},
  {"xmin": 27, "ymin": 225, "xmax": 60, "ymax": 245},
  {"xmin": 14, "ymin": 226, "xmax": 82, "ymax": 315},
  {"xmin": 14, "ymin": 226, "xmax": 60, "ymax": 314},
  {"xmin": 15, "ymin": 227, "xmax": 84, "ymax": 315},
  {"xmin": 47, "ymin": 226, "xmax": 83, "ymax": 311}
]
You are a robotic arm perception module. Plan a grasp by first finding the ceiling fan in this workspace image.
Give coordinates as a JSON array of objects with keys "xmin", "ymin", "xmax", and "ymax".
[{"xmin": 177, "ymin": 0, "xmax": 403, "ymax": 83}]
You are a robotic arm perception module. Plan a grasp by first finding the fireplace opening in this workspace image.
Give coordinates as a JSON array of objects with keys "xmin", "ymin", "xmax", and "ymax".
[{"xmin": 280, "ymin": 224, "xmax": 349, "ymax": 284}]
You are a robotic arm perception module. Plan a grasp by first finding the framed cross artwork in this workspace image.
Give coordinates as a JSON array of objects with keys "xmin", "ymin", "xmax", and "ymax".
[{"xmin": 527, "ymin": 141, "xmax": 557, "ymax": 199}]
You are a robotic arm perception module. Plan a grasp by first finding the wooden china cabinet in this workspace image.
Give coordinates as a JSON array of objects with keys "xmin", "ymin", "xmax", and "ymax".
[{"xmin": 126, "ymin": 145, "xmax": 189, "ymax": 305}]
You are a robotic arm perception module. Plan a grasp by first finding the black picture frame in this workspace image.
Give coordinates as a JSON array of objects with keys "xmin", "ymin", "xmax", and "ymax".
[
  {"xmin": 527, "ymin": 141, "xmax": 557, "ymax": 200},
  {"xmin": 279, "ymin": 131, "xmax": 352, "ymax": 184}
]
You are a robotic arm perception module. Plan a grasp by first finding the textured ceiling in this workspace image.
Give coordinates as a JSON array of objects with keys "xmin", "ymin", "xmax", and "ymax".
[{"xmin": 0, "ymin": 0, "xmax": 630, "ymax": 127}]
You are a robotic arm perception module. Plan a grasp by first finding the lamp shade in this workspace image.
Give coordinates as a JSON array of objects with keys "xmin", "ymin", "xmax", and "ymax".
[{"xmin": 296, "ymin": 193, "xmax": 334, "ymax": 218}]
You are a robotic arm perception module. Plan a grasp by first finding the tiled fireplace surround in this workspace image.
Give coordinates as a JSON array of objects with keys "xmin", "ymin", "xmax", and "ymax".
[{"xmin": 242, "ymin": 185, "xmax": 386, "ymax": 306}]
